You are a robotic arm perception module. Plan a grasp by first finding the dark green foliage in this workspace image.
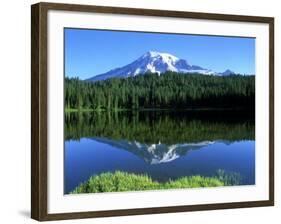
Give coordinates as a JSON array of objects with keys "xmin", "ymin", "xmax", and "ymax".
[
  {"xmin": 65, "ymin": 110, "xmax": 254, "ymax": 144},
  {"xmin": 65, "ymin": 72, "xmax": 255, "ymax": 110},
  {"xmin": 71, "ymin": 171, "xmax": 225, "ymax": 193}
]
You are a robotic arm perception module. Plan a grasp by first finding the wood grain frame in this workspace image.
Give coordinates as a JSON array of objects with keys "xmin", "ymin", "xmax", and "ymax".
[{"xmin": 31, "ymin": 2, "xmax": 274, "ymax": 221}]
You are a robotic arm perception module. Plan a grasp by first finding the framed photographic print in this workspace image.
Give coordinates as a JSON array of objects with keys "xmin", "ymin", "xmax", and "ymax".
[{"xmin": 31, "ymin": 2, "xmax": 274, "ymax": 221}]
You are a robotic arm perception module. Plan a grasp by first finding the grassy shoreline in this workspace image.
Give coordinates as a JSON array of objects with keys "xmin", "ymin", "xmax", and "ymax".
[{"xmin": 70, "ymin": 171, "xmax": 229, "ymax": 194}]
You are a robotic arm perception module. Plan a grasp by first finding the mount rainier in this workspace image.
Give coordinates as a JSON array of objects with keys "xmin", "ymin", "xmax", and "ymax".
[
  {"xmin": 86, "ymin": 51, "xmax": 235, "ymax": 82},
  {"xmin": 91, "ymin": 137, "xmax": 216, "ymax": 164}
]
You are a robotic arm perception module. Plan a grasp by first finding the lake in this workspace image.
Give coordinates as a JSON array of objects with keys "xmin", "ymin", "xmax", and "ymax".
[{"xmin": 64, "ymin": 110, "xmax": 255, "ymax": 194}]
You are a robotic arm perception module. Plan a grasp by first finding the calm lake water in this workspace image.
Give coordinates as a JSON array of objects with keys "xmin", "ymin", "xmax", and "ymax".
[{"xmin": 64, "ymin": 110, "xmax": 255, "ymax": 193}]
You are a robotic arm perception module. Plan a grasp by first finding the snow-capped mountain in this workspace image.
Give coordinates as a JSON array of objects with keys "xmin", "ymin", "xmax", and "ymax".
[
  {"xmin": 91, "ymin": 137, "xmax": 215, "ymax": 164},
  {"xmin": 86, "ymin": 51, "xmax": 218, "ymax": 82}
]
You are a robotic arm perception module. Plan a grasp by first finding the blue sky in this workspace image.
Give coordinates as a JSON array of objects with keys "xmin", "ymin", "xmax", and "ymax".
[{"xmin": 65, "ymin": 28, "xmax": 255, "ymax": 79}]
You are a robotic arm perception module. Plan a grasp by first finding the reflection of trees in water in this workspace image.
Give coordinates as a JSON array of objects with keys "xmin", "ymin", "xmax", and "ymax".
[{"xmin": 65, "ymin": 110, "xmax": 254, "ymax": 144}]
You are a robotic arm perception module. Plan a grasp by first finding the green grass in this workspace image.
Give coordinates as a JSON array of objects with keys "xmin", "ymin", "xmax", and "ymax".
[{"xmin": 70, "ymin": 171, "xmax": 226, "ymax": 194}]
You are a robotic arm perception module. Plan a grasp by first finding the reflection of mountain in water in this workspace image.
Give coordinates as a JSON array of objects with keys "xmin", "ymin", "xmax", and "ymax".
[{"xmin": 92, "ymin": 137, "xmax": 216, "ymax": 164}]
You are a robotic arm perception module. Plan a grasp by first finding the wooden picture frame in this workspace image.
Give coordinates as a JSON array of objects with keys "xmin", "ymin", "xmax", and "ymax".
[{"xmin": 31, "ymin": 2, "xmax": 274, "ymax": 221}]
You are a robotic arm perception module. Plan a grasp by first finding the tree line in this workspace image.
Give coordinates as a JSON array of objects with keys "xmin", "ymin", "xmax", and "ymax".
[{"xmin": 65, "ymin": 72, "xmax": 255, "ymax": 110}]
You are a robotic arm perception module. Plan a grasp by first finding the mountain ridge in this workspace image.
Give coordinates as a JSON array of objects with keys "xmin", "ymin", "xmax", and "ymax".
[
  {"xmin": 91, "ymin": 137, "xmax": 216, "ymax": 164},
  {"xmin": 86, "ymin": 51, "xmax": 236, "ymax": 82}
]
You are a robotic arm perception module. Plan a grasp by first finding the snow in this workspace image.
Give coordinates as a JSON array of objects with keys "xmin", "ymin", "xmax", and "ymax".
[
  {"xmin": 92, "ymin": 137, "xmax": 215, "ymax": 165},
  {"xmin": 86, "ymin": 51, "xmax": 231, "ymax": 82},
  {"xmin": 184, "ymin": 69, "xmax": 215, "ymax": 75},
  {"xmin": 145, "ymin": 51, "xmax": 179, "ymax": 62}
]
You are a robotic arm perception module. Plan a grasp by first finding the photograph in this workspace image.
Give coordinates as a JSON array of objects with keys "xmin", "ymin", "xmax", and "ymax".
[{"xmin": 64, "ymin": 28, "xmax": 255, "ymax": 194}]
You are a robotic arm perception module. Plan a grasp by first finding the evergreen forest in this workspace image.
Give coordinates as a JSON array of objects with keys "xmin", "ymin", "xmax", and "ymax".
[{"xmin": 65, "ymin": 72, "xmax": 255, "ymax": 111}]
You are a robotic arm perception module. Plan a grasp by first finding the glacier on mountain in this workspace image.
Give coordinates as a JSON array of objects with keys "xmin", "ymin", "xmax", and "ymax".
[
  {"xmin": 86, "ymin": 51, "xmax": 235, "ymax": 82},
  {"xmin": 91, "ymin": 137, "xmax": 215, "ymax": 164}
]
